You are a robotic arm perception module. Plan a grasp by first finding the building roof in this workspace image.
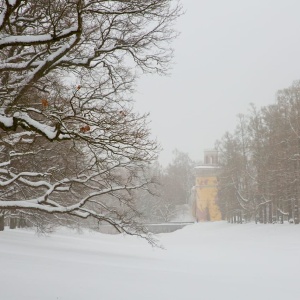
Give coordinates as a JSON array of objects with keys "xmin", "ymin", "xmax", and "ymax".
[{"xmin": 194, "ymin": 165, "xmax": 220, "ymax": 169}]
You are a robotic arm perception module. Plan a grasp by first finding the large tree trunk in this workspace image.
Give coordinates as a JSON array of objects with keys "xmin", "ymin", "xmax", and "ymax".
[
  {"xmin": 0, "ymin": 215, "xmax": 4, "ymax": 231},
  {"xmin": 9, "ymin": 218, "xmax": 17, "ymax": 229}
]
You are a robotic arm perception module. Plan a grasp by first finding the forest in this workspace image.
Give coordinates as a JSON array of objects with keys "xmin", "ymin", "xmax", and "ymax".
[{"xmin": 217, "ymin": 81, "xmax": 300, "ymax": 224}]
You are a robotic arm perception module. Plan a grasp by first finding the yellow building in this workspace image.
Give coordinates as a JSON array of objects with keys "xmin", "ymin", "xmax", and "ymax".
[{"xmin": 194, "ymin": 150, "xmax": 222, "ymax": 221}]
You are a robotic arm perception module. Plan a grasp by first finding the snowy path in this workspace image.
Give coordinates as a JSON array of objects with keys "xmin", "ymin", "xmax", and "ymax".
[{"xmin": 1, "ymin": 222, "xmax": 299, "ymax": 300}]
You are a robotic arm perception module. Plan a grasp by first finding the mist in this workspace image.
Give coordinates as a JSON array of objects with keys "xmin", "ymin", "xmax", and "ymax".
[{"xmin": 135, "ymin": 0, "xmax": 300, "ymax": 165}]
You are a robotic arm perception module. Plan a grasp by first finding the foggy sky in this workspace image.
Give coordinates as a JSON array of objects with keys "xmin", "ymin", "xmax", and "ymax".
[{"xmin": 134, "ymin": 0, "xmax": 300, "ymax": 165}]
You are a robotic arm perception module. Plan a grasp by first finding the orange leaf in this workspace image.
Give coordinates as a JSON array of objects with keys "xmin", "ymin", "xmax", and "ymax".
[
  {"xmin": 41, "ymin": 99, "xmax": 49, "ymax": 107},
  {"xmin": 80, "ymin": 125, "xmax": 90, "ymax": 133}
]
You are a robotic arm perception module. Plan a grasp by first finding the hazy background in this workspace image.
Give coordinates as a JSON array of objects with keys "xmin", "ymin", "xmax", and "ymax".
[{"xmin": 134, "ymin": 0, "xmax": 300, "ymax": 165}]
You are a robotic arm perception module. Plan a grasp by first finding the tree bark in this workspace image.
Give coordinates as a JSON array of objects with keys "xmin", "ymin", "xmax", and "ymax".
[
  {"xmin": 0, "ymin": 215, "xmax": 4, "ymax": 231},
  {"xmin": 294, "ymin": 199, "xmax": 299, "ymax": 224},
  {"xmin": 9, "ymin": 218, "xmax": 17, "ymax": 229}
]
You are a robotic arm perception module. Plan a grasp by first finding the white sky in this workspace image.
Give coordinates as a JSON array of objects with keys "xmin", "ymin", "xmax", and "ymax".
[{"xmin": 134, "ymin": 0, "xmax": 300, "ymax": 165}]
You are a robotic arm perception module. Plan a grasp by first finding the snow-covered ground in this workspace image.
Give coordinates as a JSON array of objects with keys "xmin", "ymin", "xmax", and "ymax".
[{"xmin": 1, "ymin": 222, "xmax": 299, "ymax": 300}]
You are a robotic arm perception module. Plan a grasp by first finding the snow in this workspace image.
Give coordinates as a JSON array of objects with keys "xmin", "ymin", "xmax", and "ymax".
[
  {"xmin": 0, "ymin": 115, "xmax": 13, "ymax": 127},
  {"xmin": 0, "ymin": 27, "xmax": 78, "ymax": 47},
  {"xmin": 1, "ymin": 131, "xmax": 34, "ymax": 145},
  {"xmin": 7, "ymin": 0, "xmax": 17, "ymax": 5},
  {"xmin": 1, "ymin": 222, "xmax": 300, "ymax": 300},
  {"xmin": 13, "ymin": 112, "xmax": 57, "ymax": 139},
  {"xmin": 171, "ymin": 204, "xmax": 195, "ymax": 222},
  {"xmin": 194, "ymin": 165, "xmax": 220, "ymax": 169}
]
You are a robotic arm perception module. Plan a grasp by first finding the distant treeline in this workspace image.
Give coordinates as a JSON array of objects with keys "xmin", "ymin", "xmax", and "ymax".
[{"xmin": 217, "ymin": 81, "xmax": 300, "ymax": 224}]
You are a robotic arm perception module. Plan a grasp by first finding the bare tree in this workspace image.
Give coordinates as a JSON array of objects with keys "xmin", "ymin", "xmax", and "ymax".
[
  {"xmin": 163, "ymin": 150, "xmax": 194, "ymax": 206},
  {"xmin": 138, "ymin": 150, "xmax": 194, "ymax": 223},
  {"xmin": 136, "ymin": 161, "xmax": 180, "ymax": 223},
  {"xmin": 0, "ymin": 0, "xmax": 180, "ymax": 136},
  {"xmin": 217, "ymin": 81, "xmax": 300, "ymax": 225},
  {"xmin": 0, "ymin": 0, "xmax": 181, "ymax": 243}
]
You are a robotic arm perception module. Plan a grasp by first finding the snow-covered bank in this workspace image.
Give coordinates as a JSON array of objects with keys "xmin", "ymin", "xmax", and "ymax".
[{"xmin": 1, "ymin": 222, "xmax": 299, "ymax": 300}]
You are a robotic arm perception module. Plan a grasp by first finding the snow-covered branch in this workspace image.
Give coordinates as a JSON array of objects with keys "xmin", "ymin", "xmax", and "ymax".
[{"xmin": 0, "ymin": 0, "xmax": 180, "ymax": 240}]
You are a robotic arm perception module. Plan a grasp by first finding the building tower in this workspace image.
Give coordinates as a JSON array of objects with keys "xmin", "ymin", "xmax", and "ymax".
[{"xmin": 194, "ymin": 150, "xmax": 222, "ymax": 221}]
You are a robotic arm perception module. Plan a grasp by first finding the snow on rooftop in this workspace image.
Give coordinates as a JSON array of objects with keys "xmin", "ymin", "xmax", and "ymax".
[{"xmin": 194, "ymin": 165, "xmax": 220, "ymax": 169}]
